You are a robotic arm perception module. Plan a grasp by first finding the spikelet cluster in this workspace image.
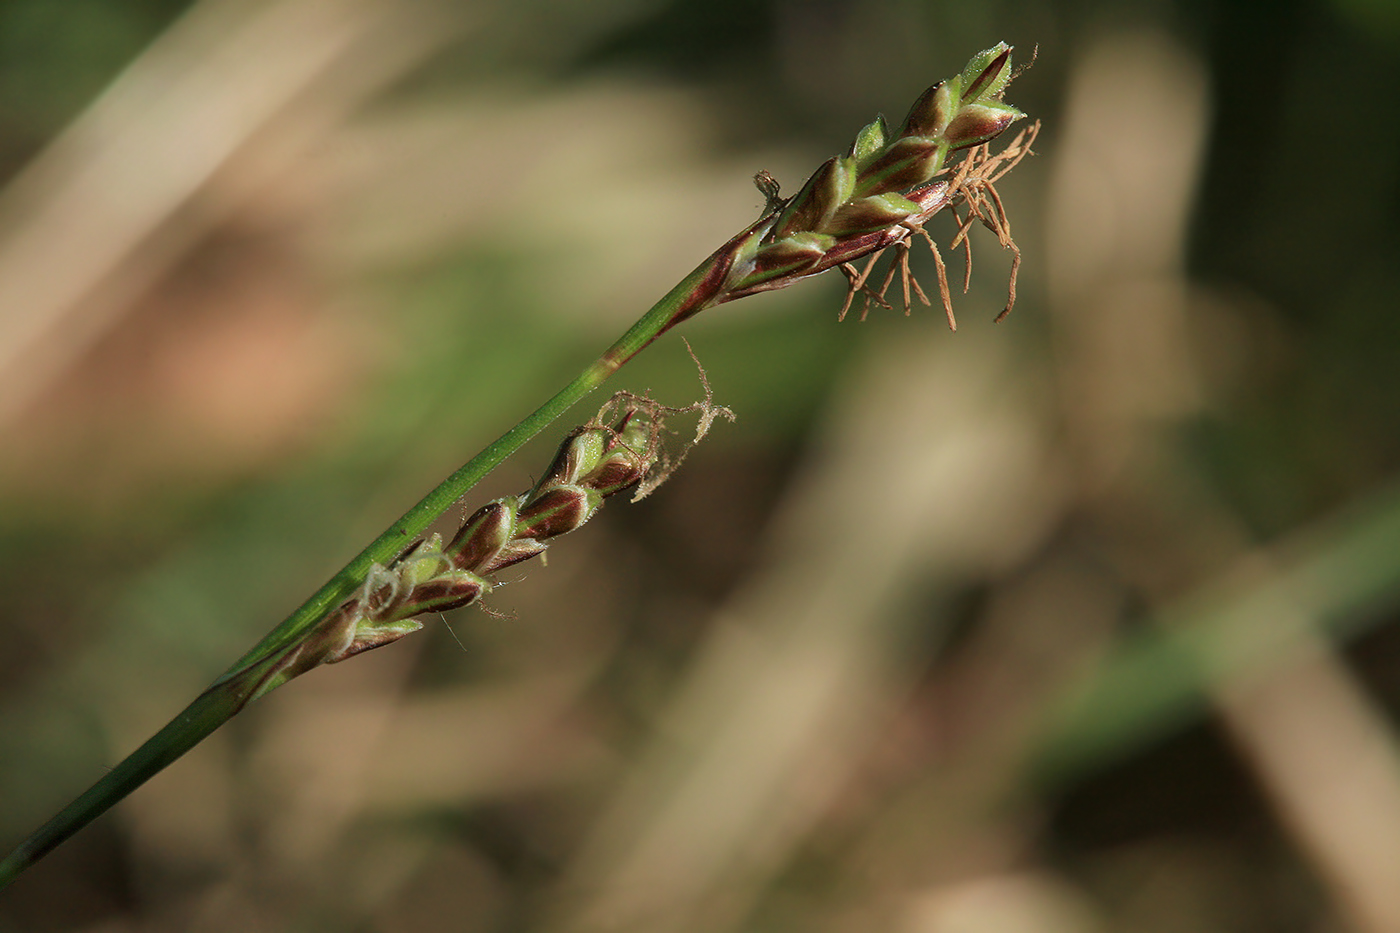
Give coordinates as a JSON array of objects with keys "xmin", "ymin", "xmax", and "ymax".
[
  {"xmin": 726, "ymin": 43, "xmax": 1022, "ymax": 292},
  {"xmin": 249, "ymin": 392, "xmax": 730, "ymax": 700},
  {"xmin": 651, "ymin": 43, "xmax": 1034, "ymax": 338}
]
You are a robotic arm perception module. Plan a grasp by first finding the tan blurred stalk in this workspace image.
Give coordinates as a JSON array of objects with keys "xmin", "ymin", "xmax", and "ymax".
[
  {"xmin": 0, "ymin": 0, "xmax": 453, "ymax": 430},
  {"xmin": 1047, "ymin": 30, "xmax": 1400, "ymax": 932},
  {"xmin": 1214, "ymin": 596, "xmax": 1400, "ymax": 933}
]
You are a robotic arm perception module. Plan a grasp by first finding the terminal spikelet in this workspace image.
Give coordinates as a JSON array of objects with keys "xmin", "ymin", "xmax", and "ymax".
[{"xmin": 659, "ymin": 43, "xmax": 1035, "ymax": 336}]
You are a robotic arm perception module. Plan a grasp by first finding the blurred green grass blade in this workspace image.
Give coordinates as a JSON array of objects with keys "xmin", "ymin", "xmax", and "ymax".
[{"xmin": 1026, "ymin": 479, "xmax": 1400, "ymax": 790}]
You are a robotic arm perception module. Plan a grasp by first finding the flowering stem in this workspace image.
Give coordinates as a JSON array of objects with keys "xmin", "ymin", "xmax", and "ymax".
[{"xmin": 0, "ymin": 42, "xmax": 1033, "ymax": 889}]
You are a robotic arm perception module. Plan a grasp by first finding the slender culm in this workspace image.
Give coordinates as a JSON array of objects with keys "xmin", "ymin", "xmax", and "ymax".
[{"xmin": 0, "ymin": 44, "xmax": 1033, "ymax": 890}]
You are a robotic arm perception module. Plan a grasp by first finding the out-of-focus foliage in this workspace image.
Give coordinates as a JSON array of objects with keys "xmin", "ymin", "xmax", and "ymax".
[{"xmin": 2, "ymin": 1, "xmax": 1399, "ymax": 931}]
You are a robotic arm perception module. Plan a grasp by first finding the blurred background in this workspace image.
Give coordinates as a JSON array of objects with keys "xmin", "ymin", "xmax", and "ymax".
[{"xmin": 2, "ymin": 0, "xmax": 1399, "ymax": 930}]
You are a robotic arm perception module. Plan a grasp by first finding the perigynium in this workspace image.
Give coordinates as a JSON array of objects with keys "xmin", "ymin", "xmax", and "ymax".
[{"xmin": 0, "ymin": 43, "xmax": 1034, "ymax": 888}]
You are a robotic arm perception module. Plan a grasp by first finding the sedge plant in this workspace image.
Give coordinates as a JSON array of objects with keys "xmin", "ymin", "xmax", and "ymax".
[{"xmin": 0, "ymin": 42, "xmax": 1036, "ymax": 888}]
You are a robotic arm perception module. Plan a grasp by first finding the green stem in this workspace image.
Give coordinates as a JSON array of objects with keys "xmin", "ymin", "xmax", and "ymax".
[
  {"xmin": 0, "ymin": 248, "xmax": 732, "ymax": 891},
  {"xmin": 0, "ymin": 40, "xmax": 1036, "ymax": 889}
]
